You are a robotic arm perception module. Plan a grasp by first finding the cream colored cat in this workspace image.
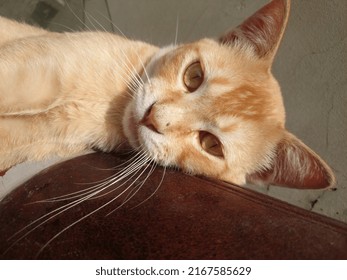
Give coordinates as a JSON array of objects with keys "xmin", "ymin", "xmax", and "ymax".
[{"xmin": 0, "ymin": 0, "xmax": 335, "ymax": 189}]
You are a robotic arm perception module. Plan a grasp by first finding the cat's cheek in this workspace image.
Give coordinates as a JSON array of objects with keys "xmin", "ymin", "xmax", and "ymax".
[{"xmin": 122, "ymin": 103, "xmax": 139, "ymax": 148}]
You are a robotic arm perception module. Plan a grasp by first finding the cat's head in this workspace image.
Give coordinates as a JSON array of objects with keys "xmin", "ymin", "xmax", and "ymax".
[{"xmin": 123, "ymin": 0, "xmax": 335, "ymax": 189}]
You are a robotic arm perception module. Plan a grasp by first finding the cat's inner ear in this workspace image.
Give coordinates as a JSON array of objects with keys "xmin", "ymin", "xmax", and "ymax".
[
  {"xmin": 246, "ymin": 132, "xmax": 336, "ymax": 189},
  {"xmin": 220, "ymin": 0, "xmax": 290, "ymax": 60}
]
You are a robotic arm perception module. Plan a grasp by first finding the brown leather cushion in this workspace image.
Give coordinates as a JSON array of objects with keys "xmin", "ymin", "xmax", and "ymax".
[{"xmin": 1, "ymin": 152, "xmax": 347, "ymax": 259}]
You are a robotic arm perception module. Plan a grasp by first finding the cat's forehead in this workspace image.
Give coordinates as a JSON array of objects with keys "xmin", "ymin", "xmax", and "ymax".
[{"xmin": 152, "ymin": 39, "xmax": 267, "ymax": 86}]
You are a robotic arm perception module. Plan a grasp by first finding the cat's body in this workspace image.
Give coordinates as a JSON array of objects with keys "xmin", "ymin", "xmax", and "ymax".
[
  {"xmin": 0, "ymin": 17, "xmax": 157, "ymax": 167},
  {"xmin": 0, "ymin": 0, "xmax": 336, "ymax": 189}
]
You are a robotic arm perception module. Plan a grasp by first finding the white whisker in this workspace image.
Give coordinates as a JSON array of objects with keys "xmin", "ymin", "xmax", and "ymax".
[
  {"xmin": 174, "ymin": 14, "xmax": 180, "ymax": 46},
  {"xmin": 106, "ymin": 158, "xmax": 157, "ymax": 216},
  {"xmin": 64, "ymin": 0, "xmax": 91, "ymax": 32},
  {"xmin": 104, "ymin": 0, "xmax": 115, "ymax": 32},
  {"xmin": 87, "ymin": 156, "xmax": 152, "ymax": 201},
  {"xmin": 132, "ymin": 165, "xmax": 166, "ymax": 210},
  {"xmin": 84, "ymin": 11, "xmax": 101, "ymax": 31},
  {"xmin": 80, "ymin": 150, "xmax": 142, "ymax": 173},
  {"xmin": 4, "ymin": 151, "xmax": 152, "ymax": 255},
  {"xmin": 34, "ymin": 152, "xmax": 149, "ymax": 203},
  {"xmin": 34, "ymin": 155, "xmax": 153, "ymax": 258},
  {"xmin": 95, "ymin": 12, "xmax": 152, "ymax": 86},
  {"xmin": 48, "ymin": 22, "xmax": 75, "ymax": 32},
  {"xmin": 84, "ymin": 10, "xmax": 108, "ymax": 32},
  {"xmin": 110, "ymin": 50, "xmax": 145, "ymax": 95},
  {"xmin": 116, "ymin": 47, "xmax": 146, "ymax": 88}
]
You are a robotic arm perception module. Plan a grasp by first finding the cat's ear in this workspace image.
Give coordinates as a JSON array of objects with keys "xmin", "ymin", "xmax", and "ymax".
[
  {"xmin": 220, "ymin": 0, "xmax": 290, "ymax": 61},
  {"xmin": 246, "ymin": 131, "xmax": 336, "ymax": 189}
]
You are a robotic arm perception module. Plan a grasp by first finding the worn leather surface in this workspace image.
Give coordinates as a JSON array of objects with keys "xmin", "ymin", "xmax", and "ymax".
[{"xmin": 0, "ymin": 152, "xmax": 346, "ymax": 259}]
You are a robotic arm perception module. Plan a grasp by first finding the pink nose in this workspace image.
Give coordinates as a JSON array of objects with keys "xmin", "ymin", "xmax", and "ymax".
[{"xmin": 140, "ymin": 104, "xmax": 161, "ymax": 134}]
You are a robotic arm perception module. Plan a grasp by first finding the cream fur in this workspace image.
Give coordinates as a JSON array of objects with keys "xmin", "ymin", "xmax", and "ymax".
[{"xmin": 0, "ymin": 17, "xmax": 157, "ymax": 170}]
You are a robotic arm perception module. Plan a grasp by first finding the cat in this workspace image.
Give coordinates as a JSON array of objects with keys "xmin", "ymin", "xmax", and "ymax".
[{"xmin": 0, "ymin": 0, "xmax": 335, "ymax": 190}]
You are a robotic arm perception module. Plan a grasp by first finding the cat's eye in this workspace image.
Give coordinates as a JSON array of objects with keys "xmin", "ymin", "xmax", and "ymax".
[
  {"xmin": 183, "ymin": 61, "xmax": 204, "ymax": 92},
  {"xmin": 199, "ymin": 131, "xmax": 224, "ymax": 158}
]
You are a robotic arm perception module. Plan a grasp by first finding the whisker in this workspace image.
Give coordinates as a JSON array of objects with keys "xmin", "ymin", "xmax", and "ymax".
[
  {"xmin": 84, "ymin": 10, "xmax": 108, "ymax": 32},
  {"xmin": 113, "ymin": 71, "xmax": 138, "ymax": 96},
  {"xmin": 131, "ymin": 165, "xmax": 166, "ymax": 210},
  {"xmin": 96, "ymin": 12, "xmax": 152, "ymax": 86},
  {"xmin": 113, "ymin": 62, "xmax": 142, "ymax": 95},
  {"xmin": 116, "ymin": 47, "xmax": 146, "ymax": 89},
  {"xmin": 34, "ymin": 155, "xmax": 153, "ymax": 258},
  {"xmin": 33, "ymin": 152, "xmax": 149, "ymax": 203},
  {"xmin": 48, "ymin": 22, "xmax": 75, "ymax": 32},
  {"xmin": 4, "ymin": 152, "xmax": 149, "ymax": 247},
  {"xmin": 174, "ymin": 14, "xmax": 180, "ymax": 46},
  {"xmin": 84, "ymin": 11, "xmax": 101, "ymax": 31},
  {"xmin": 109, "ymin": 49, "xmax": 145, "ymax": 95},
  {"xmin": 104, "ymin": 0, "xmax": 114, "ymax": 32},
  {"xmin": 79, "ymin": 12, "xmax": 151, "ymax": 94},
  {"xmin": 64, "ymin": 0, "xmax": 91, "ymax": 32},
  {"xmin": 79, "ymin": 150, "xmax": 142, "ymax": 173},
  {"xmin": 92, "ymin": 157, "xmax": 152, "ymax": 203},
  {"xmin": 86, "ymin": 155, "xmax": 152, "ymax": 200},
  {"xmin": 106, "ymin": 158, "xmax": 157, "ymax": 216}
]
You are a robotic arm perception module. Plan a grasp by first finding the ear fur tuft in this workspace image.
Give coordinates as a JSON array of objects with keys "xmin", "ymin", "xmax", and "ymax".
[
  {"xmin": 220, "ymin": 0, "xmax": 290, "ymax": 60},
  {"xmin": 247, "ymin": 132, "xmax": 336, "ymax": 189}
]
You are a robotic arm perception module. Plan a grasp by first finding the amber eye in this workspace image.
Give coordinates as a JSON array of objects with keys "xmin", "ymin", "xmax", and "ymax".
[
  {"xmin": 183, "ymin": 61, "xmax": 204, "ymax": 92},
  {"xmin": 199, "ymin": 131, "xmax": 224, "ymax": 158}
]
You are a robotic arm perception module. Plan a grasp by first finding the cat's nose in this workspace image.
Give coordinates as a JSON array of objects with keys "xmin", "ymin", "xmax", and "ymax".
[{"xmin": 140, "ymin": 104, "xmax": 161, "ymax": 134}]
